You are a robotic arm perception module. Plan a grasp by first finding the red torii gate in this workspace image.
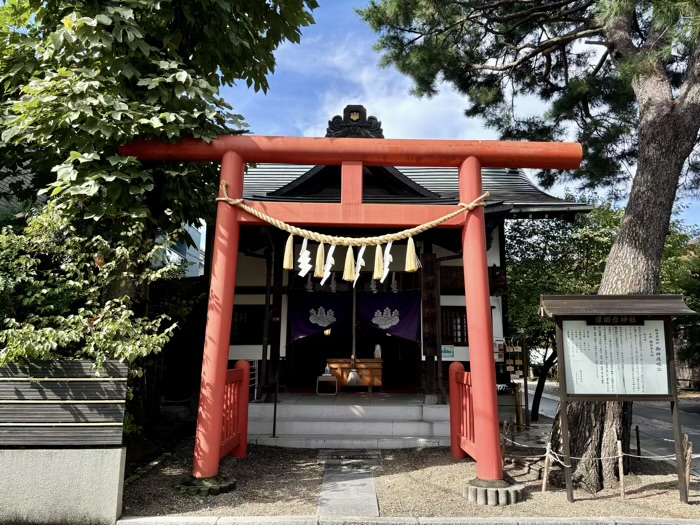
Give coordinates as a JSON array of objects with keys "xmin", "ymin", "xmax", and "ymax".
[{"xmin": 120, "ymin": 136, "xmax": 582, "ymax": 482}]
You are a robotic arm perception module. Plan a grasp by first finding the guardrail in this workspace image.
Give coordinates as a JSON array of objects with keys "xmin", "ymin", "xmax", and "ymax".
[
  {"xmin": 449, "ymin": 362, "xmax": 477, "ymax": 460},
  {"xmin": 220, "ymin": 360, "xmax": 250, "ymax": 458}
]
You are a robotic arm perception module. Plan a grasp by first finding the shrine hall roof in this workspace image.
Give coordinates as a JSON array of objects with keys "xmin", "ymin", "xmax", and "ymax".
[{"xmin": 242, "ymin": 164, "xmax": 592, "ymax": 219}]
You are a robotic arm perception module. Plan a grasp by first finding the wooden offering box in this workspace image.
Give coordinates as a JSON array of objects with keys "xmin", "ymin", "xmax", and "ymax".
[{"xmin": 327, "ymin": 359, "xmax": 382, "ymax": 392}]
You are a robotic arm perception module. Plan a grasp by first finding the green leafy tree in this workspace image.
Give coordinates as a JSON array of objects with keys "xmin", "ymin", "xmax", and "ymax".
[
  {"xmin": 0, "ymin": 0, "xmax": 317, "ymax": 345},
  {"xmin": 0, "ymin": 0, "xmax": 317, "ymax": 432},
  {"xmin": 0, "ymin": 204, "xmax": 177, "ymax": 368},
  {"xmin": 362, "ymin": 0, "xmax": 700, "ymax": 489},
  {"xmin": 507, "ymin": 204, "xmax": 621, "ymax": 423}
]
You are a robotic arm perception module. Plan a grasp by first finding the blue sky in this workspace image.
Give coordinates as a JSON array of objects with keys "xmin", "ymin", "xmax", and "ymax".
[{"xmin": 221, "ymin": 0, "xmax": 700, "ymax": 227}]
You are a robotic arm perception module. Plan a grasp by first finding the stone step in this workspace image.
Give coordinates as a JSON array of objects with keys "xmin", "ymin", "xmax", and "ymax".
[
  {"xmin": 248, "ymin": 403, "xmax": 430, "ymax": 421},
  {"xmin": 249, "ymin": 434, "xmax": 450, "ymax": 449},
  {"xmin": 248, "ymin": 418, "xmax": 446, "ymax": 437}
]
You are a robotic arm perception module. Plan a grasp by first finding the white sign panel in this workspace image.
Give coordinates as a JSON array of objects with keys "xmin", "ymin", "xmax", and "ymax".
[{"xmin": 562, "ymin": 320, "xmax": 669, "ymax": 395}]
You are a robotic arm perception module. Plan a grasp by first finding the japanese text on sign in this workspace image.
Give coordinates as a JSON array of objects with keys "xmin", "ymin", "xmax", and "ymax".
[{"xmin": 562, "ymin": 320, "xmax": 669, "ymax": 395}]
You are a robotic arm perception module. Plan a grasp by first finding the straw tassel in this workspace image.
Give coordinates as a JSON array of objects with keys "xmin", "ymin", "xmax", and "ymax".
[
  {"xmin": 314, "ymin": 242, "xmax": 325, "ymax": 278},
  {"xmin": 405, "ymin": 237, "xmax": 418, "ymax": 272},
  {"xmin": 373, "ymin": 244, "xmax": 383, "ymax": 280},
  {"xmin": 343, "ymin": 246, "xmax": 356, "ymax": 282},
  {"xmin": 283, "ymin": 234, "xmax": 294, "ymax": 270}
]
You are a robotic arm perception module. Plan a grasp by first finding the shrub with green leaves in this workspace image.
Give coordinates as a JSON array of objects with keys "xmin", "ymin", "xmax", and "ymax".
[{"xmin": 0, "ymin": 204, "xmax": 178, "ymax": 368}]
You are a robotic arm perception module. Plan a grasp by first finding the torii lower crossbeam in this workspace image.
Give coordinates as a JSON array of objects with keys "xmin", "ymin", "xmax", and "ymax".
[{"xmin": 119, "ymin": 136, "xmax": 582, "ymax": 482}]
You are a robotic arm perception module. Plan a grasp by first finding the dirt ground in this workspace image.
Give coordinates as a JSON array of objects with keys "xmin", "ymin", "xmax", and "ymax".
[{"xmin": 123, "ymin": 442, "xmax": 700, "ymax": 519}]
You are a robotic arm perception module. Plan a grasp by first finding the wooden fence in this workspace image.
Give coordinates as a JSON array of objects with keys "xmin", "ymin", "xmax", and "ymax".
[
  {"xmin": 220, "ymin": 360, "xmax": 250, "ymax": 458},
  {"xmin": 449, "ymin": 361, "xmax": 477, "ymax": 460},
  {"xmin": 0, "ymin": 361, "xmax": 128, "ymax": 446}
]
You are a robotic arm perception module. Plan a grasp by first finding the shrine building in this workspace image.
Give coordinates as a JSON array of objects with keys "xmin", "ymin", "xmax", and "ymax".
[{"xmin": 227, "ymin": 105, "xmax": 590, "ymax": 398}]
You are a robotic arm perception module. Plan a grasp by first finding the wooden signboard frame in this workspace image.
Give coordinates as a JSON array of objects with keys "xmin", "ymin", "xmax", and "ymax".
[{"xmin": 541, "ymin": 295, "xmax": 695, "ymax": 504}]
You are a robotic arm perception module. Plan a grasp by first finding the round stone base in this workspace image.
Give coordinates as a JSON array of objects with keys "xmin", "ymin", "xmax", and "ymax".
[{"xmin": 463, "ymin": 479, "xmax": 525, "ymax": 505}]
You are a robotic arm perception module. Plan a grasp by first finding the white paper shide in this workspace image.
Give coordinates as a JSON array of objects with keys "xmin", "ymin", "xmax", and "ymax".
[{"xmin": 562, "ymin": 320, "xmax": 669, "ymax": 395}]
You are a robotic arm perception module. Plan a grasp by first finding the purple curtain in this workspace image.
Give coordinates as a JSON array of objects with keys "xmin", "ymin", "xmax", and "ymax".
[
  {"xmin": 357, "ymin": 291, "xmax": 421, "ymax": 342},
  {"xmin": 289, "ymin": 293, "xmax": 351, "ymax": 341}
]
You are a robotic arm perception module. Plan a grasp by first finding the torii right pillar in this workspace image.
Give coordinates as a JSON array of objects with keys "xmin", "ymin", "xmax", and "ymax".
[{"xmin": 460, "ymin": 156, "xmax": 506, "ymax": 484}]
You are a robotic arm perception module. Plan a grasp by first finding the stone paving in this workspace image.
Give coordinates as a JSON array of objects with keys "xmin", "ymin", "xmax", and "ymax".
[{"xmin": 316, "ymin": 450, "xmax": 380, "ymax": 517}]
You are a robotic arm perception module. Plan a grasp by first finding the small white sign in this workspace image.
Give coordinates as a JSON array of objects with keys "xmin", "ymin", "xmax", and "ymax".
[{"xmin": 562, "ymin": 320, "xmax": 669, "ymax": 395}]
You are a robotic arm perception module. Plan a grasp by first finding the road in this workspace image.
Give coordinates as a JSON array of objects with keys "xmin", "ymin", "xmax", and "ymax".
[{"xmin": 527, "ymin": 386, "xmax": 700, "ymax": 477}]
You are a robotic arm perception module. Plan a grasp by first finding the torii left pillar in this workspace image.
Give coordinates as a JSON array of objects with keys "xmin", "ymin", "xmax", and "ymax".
[{"xmin": 193, "ymin": 151, "xmax": 244, "ymax": 478}]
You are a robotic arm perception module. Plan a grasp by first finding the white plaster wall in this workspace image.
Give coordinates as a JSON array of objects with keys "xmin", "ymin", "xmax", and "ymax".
[{"xmin": 432, "ymin": 228, "xmax": 501, "ymax": 267}]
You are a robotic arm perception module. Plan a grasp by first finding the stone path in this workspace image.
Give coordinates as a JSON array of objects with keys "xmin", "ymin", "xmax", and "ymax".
[{"xmin": 316, "ymin": 450, "xmax": 380, "ymax": 517}]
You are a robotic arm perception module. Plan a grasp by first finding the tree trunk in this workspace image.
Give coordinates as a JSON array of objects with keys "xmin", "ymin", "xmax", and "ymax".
[
  {"xmin": 559, "ymin": 83, "xmax": 700, "ymax": 490},
  {"xmin": 530, "ymin": 350, "xmax": 556, "ymax": 423}
]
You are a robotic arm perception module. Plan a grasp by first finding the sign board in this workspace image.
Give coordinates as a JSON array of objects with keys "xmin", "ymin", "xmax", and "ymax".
[
  {"xmin": 441, "ymin": 345, "xmax": 454, "ymax": 358},
  {"xmin": 541, "ymin": 294, "xmax": 697, "ymax": 504},
  {"xmin": 562, "ymin": 320, "xmax": 669, "ymax": 396}
]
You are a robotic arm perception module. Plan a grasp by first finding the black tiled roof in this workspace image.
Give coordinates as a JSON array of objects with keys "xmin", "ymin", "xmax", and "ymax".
[{"xmin": 243, "ymin": 164, "xmax": 591, "ymax": 218}]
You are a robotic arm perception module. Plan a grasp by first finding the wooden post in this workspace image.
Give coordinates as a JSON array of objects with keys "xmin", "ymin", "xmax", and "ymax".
[
  {"xmin": 636, "ymin": 425, "xmax": 641, "ymax": 457},
  {"xmin": 685, "ymin": 441, "xmax": 693, "ymax": 495},
  {"xmin": 449, "ymin": 362, "xmax": 468, "ymax": 459},
  {"xmin": 193, "ymin": 151, "xmax": 244, "ymax": 478},
  {"xmin": 617, "ymin": 439, "xmax": 625, "ymax": 500},
  {"xmin": 542, "ymin": 442, "xmax": 552, "ymax": 492},
  {"xmin": 231, "ymin": 360, "xmax": 250, "ymax": 458},
  {"xmin": 515, "ymin": 384, "xmax": 523, "ymax": 427},
  {"xmin": 459, "ymin": 156, "xmax": 503, "ymax": 481}
]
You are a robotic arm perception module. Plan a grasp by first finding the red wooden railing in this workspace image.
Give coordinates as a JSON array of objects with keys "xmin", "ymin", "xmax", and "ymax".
[
  {"xmin": 220, "ymin": 360, "xmax": 250, "ymax": 458},
  {"xmin": 449, "ymin": 362, "xmax": 477, "ymax": 460}
]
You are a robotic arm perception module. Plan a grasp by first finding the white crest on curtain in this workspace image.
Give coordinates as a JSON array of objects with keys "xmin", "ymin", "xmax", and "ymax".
[
  {"xmin": 309, "ymin": 307, "xmax": 336, "ymax": 327},
  {"xmin": 372, "ymin": 307, "xmax": 400, "ymax": 329}
]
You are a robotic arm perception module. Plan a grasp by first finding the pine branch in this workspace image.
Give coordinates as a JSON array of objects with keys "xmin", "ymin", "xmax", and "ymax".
[{"xmin": 470, "ymin": 27, "xmax": 602, "ymax": 72}]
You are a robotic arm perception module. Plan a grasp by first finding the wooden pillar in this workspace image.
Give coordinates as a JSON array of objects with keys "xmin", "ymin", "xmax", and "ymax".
[
  {"xmin": 193, "ymin": 151, "xmax": 244, "ymax": 478},
  {"xmin": 421, "ymin": 253, "xmax": 438, "ymax": 394},
  {"xmin": 268, "ymin": 234, "xmax": 284, "ymax": 386},
  {"xmin": 459, "ymin": 156, "xmax": 504, "ymax": 481}
]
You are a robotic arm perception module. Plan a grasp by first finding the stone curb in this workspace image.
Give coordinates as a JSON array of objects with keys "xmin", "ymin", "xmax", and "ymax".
[{"xmin": 118, "ymin": 517, "xmax": 700, "ymax": 525}]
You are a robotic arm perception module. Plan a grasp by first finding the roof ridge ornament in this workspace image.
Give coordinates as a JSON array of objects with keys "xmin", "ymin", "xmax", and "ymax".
[{"xmin": 325, "ymin": 105, "xmax": 384, "ymax": 138}]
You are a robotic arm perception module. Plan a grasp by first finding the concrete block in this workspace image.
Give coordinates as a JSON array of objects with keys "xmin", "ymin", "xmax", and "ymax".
[
  {"xmin": 119, "ymin": 518, "xmax": 218, "ymax": 525},
  {"xmin": 431, "ymin": 422, "xmax": 450, "ymax": 437},
  {"xmin": 1, "ymin": 448, "xmax": 125, "ymax": 525},
  {"xmin": 422, "ymin": 405, "xmax": 450, "ymax": 422},
  {"xmin": 217, "ymin": 518, "xmax": 317, "ymax": 525},
  {"xmin": 476, "ymin": 487, "xmax": 487, "ymax": 505},
  {"xmin": 419, "ymin": 520, "xmax": 518, "ymax": 525},
  {"xmin": 613, "ymin": 520, "xmax": 700, "ymax": 525},
  {"xmin": 486, "ymin": 488, "xmax": 499, "ymax": 506},
  {"xmin": 320, "ymin": 518, "xmax": 416, "ymax": 525},
  {"xmin": 497, "ymin": 487, "xmax": 510, "ymax": 505},
  {"xmin": 377, "ymin": 438, "xmax": 440, "ymax": 449},
  {"xmin": 392, "ymin": 421, "xmax": 433, "ymax": 437}
]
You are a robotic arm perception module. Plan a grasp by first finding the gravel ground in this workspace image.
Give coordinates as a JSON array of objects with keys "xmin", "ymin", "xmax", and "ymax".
[
  {"xmin": 123, "ymin": 442, "xmax": 699, "ymax": 519},
  {"xmin": 123, "ymin": 442, "xmax": 323, "ymax": 516}
]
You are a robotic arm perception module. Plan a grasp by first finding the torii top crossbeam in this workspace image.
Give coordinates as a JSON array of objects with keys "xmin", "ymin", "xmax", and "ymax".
[
  {"xmin": 120, "ymin": 135, "xmax": 582, "ymax": 169},
  {"xmin": 119, "ymin": 135, "xmax": 582, "ymax": 484}
]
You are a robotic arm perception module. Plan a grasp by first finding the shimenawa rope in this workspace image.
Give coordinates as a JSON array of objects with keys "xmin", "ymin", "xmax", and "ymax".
[{"xmin": 216, "ymin": 181, "xmax": 489, "ymax": 247}]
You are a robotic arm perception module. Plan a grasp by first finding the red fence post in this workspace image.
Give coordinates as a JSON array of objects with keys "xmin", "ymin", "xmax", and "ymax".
[
  {"xmin": 232, "ymin": 360, "xmax": 250, "ymax": 458},
  {"xmin": 449, "ymin": 362, "xmax": 468, "ymax": 459},
  {"xmin": 460, "ymin": 156, "xmax": 504, "ymax": 481}
]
